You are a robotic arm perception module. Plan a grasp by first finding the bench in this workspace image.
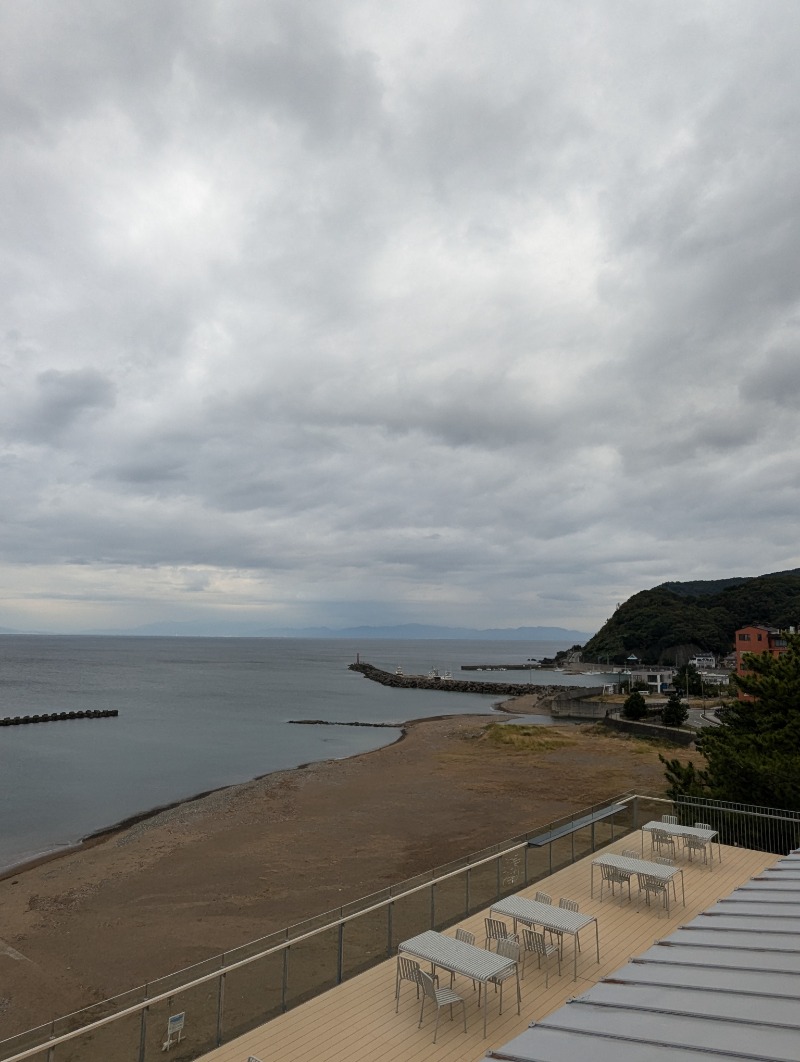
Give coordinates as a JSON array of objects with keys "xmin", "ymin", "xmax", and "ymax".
[{"xmin": 527, "ymin": 803, "xmax": 629, "ymax": 847}]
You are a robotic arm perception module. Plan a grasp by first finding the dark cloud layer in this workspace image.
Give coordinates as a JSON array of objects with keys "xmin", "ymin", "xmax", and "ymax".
[{"xmin": 0, "ymin": 1, "xmax": 798, "ymax": 633}]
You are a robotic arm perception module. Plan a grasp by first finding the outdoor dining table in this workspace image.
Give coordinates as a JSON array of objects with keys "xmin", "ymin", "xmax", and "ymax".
[
  {"xmin": 398, "ymin": 929, "xmax": 520, "ymax": 1037},
  {"xmin": 490, "ymin": 895, "xmax": 599, "ymax": 980},
  {"xmin": 641, "ymin": 820, "xmax": 720, "ymax": 865},
  {"xmin": 591, "ymin": 852, "xmax": 686, "ymax": 906}
]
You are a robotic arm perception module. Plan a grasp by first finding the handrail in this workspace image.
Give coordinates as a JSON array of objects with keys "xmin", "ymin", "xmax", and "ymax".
[
  {"xmin": 0, "ymin": 836, "xmax": 540, "ymax": 1060},
  {"xmin": 0, "ymin": 792, "xmax": 644, "ymax": 1062}
]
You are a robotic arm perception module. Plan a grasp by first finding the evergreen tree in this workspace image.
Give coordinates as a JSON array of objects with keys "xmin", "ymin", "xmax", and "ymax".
[
  {"xmin": 622, "ymin": 689, "xmax": 647, "ymax": 720},
  {"xmin": 661, "ymin": 689, "xmax": 689, "ymax": 728},
  {"xmin": 673, "ymin": 663, "xmax": 703, "ymax": 697},
  {"xmin": 659, "ymin": 754, "xmax": 708, "ymax": 801},
  {"xmin": 663, "ymin": 631, "xmax": 800, "ymax": 809}
]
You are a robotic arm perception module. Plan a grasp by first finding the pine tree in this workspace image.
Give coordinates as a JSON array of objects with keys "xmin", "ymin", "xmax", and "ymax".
[
  {"xmin": 622, "ymin": 689, "xmax": 647, "ymax": 720},
  {"xmin": 661, "ymin": 689, "xmax": 688, "ymax": 728},
  {"xmin": 664, "ymin": 631, "xmax": 800, "ymax": 809}
]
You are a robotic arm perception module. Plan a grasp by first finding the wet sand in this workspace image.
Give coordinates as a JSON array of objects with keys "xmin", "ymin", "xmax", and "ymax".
[{"xmin": 0, "ymin": 708, "xmax": 693, "ymax": 1038}]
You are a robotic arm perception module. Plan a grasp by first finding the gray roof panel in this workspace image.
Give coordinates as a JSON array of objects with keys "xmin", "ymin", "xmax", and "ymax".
[{"xmin": 488, "ymin": 847, "xmax": 800, "ymax": 1062}]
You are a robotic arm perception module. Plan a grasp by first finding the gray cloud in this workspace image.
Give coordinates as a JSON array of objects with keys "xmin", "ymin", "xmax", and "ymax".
[{"xmin": 0, "ymin": 1, "xmax": 799, "ymax": 634}]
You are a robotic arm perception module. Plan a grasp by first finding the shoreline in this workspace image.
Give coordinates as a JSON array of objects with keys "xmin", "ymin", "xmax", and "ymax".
[
  {"xmin": 0, "ymin": 710, "xmax": 475, "ymax": 883},
  {"xmin": 0, "ymin": 693, "xmax": 554, "ymax": 883},
  {"xmin": 0, "ymin": 709, "xmax": 687, "ymax": 1038}
]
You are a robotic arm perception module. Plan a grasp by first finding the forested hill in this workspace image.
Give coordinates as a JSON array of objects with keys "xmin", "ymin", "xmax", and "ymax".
[{"xmin": 583, "ymin": 569, "xmax": 800, "ymax": 664}]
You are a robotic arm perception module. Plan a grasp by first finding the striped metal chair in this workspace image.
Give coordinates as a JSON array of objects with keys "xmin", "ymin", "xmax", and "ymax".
[
  {"xmin": 484, "ymin": 916, "xmax": 513, "ymax": 951},
  {"xmin": 491, "ymin": 937, "xmax": 522, "ymax": 1016},
  {"xmin": 395, "ymin": 956, "xmax": 424, "ymax": 1012},
  {"xmin": 417, "ymin": 971, "xmax": 467, "ymax": 1043},
  {"xmin": 638, "ymin": 872, "xmax": 671, "ymax": 915},
  {"xmin": 521, "ymin": 927, "xmax": 561, "ymax": 986}
]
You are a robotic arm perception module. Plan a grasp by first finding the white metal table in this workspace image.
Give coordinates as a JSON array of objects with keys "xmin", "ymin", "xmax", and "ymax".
[
  {"xmin": 591, "ymin": 852, "xmax": 686, "ymax": 905},
  {"xmin": 641, "ymin": 820, "xmax": 720, "ymax": 865},
  {"xmin": 398, "ymin": 929, "xmax": 519, "ymax": 1037},
  {"xmin": 490, "ymin": 895, "xmax": 599, "ymax": 980}
]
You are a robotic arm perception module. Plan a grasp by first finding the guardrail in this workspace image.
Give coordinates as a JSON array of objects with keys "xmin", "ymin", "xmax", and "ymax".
[{"xmin": 2, "ymin": 791, "xmax": 795, "ymax": 1062}]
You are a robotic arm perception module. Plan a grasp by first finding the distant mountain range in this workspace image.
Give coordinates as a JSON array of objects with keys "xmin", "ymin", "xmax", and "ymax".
[{"xmin": 0, "ymin": 621, "xmax": 592, "ymax": 641}]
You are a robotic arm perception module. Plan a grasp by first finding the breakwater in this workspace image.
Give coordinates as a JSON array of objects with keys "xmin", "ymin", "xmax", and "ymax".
[
  {"xmin": 348, "ymin": 661, "xmax": 573, "ymax": 699},
  {"xmin": 0, "ymin": 709, "xmax": 119, "ymax": 726}
]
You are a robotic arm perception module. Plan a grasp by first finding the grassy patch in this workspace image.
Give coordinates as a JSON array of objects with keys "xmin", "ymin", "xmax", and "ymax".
[{"xmin": 482, "ymin": 723, "xmax": 575, "ymax": 752}]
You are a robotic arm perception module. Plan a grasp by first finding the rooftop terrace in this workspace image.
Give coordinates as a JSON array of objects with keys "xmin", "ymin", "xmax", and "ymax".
[{"xmin": 200, "ymin": 833, "xmax": 777, "ymax": 1062}]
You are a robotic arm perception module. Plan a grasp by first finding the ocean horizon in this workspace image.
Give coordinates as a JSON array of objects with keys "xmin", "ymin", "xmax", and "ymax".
[{"xmin": 0, "ymin": 635, "xmax": 610, "ymax": 873}]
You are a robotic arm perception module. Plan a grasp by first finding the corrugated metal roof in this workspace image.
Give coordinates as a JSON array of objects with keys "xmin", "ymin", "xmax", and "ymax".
[{"xmin": 485, "ymin": 849, "xmax": 800, "ymax": 1062}]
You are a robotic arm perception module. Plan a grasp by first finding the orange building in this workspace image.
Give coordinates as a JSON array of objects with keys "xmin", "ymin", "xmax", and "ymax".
[{"xmin": 734, "ymin": 624, "xmax": 789, "ymax": 699}]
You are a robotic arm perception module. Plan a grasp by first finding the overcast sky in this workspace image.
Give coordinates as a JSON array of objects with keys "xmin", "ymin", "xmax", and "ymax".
[{"xmin": 1, "ymin": 1, "xmax": 799, "ymax": 636}]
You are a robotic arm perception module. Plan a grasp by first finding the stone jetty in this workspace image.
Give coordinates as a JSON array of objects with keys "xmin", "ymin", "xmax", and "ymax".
[{"xmin": 349, "ymin": 661, "xmax": 573, "ymax": 699}]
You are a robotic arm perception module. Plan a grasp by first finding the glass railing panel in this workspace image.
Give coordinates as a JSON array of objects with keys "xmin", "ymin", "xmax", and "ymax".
[
  {"xmin": 389, "ymin": 888, "xmax": 432, "ymax": 952},
  {"xmin": 570, "ymin": 825, "xmax": 594, "ymax": 863},
  {"xmin": 222, "ymin": 930, "xmax": 286, "ymax": 967},
  {"xmin": 631, "ymin": 794, "xmax": 669, "ymax": 830},
  {"xmin": 431, "ymin": 873, "xmax": 468, "ymax": 930},
  {"xmin": 341, "ymin": 906, "xmax": 390, "ymax": 980},
  {"xmin": 57, "ymin": 1013, "xmax": 140, "ymax": 1062},
  {"xmin": 219, "ymin": 951, "xmax": 285, "ymax": 1042},
  {"xmin": 498, "ymin": 849, "xmax": 526, "ymax": 899},
  {"xmin": 523, "ymin": 843, "xmax": 550, "ymax": 887},
  {"xmin": 283, "ymin": 925, "xmax": 339, "ymax": 1010},
  {"xmin": 141, "ymin": 978, "xmax": 220, "ymax": 1062},
  {"xmin": 465, "ymin": 860, "xmax": 499, "ymax": 915},
  {"xmin": 548, "ymin": 835, "xmax": 574, "ymax": 875},
  {"xmin": 0, "ymin": 1023, "xmax": 53, "ymax": 1062},
  {"xmin": 146, "ymin": 956, "xmax": 223, "ymax": 1000}
]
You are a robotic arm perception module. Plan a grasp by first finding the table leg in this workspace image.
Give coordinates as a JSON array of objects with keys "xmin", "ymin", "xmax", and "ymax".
[{"xmin": 680, "ymin": 870, "xmax": 685, "ymax": 906}]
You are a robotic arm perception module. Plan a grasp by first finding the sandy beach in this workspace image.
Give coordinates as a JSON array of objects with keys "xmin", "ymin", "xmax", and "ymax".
[{"xmin": 0, "ymin": 707, "xmax": 696, "ymax": 1038}]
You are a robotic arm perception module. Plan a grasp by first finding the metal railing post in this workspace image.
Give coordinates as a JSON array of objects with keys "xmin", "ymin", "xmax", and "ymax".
[
  {"xmin": 282, "ymin": 941, "xmax": 289, "ymax": 1013},
  {"xmin": 217, "ymin": 972, "xmax": 225, "ymax": 1046},
  {"xmin": 337, "ymin": 923, "xmax": 344, "ymax": 983},
  {"xmin": 387, "ymin": 901, "xmax": 393, "ymax": 958},
  {"xmin": 138, "ymin": 1005, "xmax": 147, "ymax": 1062}
]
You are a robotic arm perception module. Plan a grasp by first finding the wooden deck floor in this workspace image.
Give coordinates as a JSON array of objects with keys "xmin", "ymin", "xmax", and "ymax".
[{"xmin": 200, "ymin": 838, "xmax": 778, "ymax": 1062}]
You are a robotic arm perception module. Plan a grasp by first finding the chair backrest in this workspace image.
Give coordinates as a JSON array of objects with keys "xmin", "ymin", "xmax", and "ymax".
[
  {"xmin": 638, "ymin": 873, "xmax": 664, "ymax": 890},
  {"xmin": 418, "ymin": 970, "xmax": 438, "ymax": 1001},
  {"xmin": 522, "ymin": 927, "xmax": 547, "ymax": 956},
  {"xmin": 662, "ymin": 814, "xmax": 678, "ymax": 824},
  {"xmin": 622, "ymin": 849, "xmax": 640, "ymax": 859},
  {"xmin": 695, "ymin": 822, "xmax": 712, "ymax": 830},
  {"xmin": 653, "ymin": 855, "xmax": 674, "ymax": 865},
  {"xmin": 559, "ymin": 897, "xmax": 579, "ymax": 912},
  {"xmin": 495, "ymin": 938, "xmax": 520, "ymax": 963},
  {"xmin": 485, "ymin": 917, "xmax": 509, "ymax": 941},
  {"xmin": 601, "ymin": 864, "xmax": 620, "ymax": 881},
  {"xmin": 535, "ymin": 891, "xmax": 552, "ymax": 904},
  {"xmin": 398, "ymin": 956, "xmax": 421, "ymax": 983},
  {"xmin": 455, "ymin": 928, "xmax": 475, "ymax": 945}
]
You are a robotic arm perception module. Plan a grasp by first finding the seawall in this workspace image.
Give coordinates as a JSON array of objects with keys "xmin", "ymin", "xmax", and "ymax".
[{"xmin": 348, "ymin": 661, "xmax": 576, "ymax": 699}]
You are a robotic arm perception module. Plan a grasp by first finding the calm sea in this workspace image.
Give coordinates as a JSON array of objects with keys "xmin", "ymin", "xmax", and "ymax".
[{"xmin": 0, "ymin": 636, "xmax": 609, "ymax": 873}]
